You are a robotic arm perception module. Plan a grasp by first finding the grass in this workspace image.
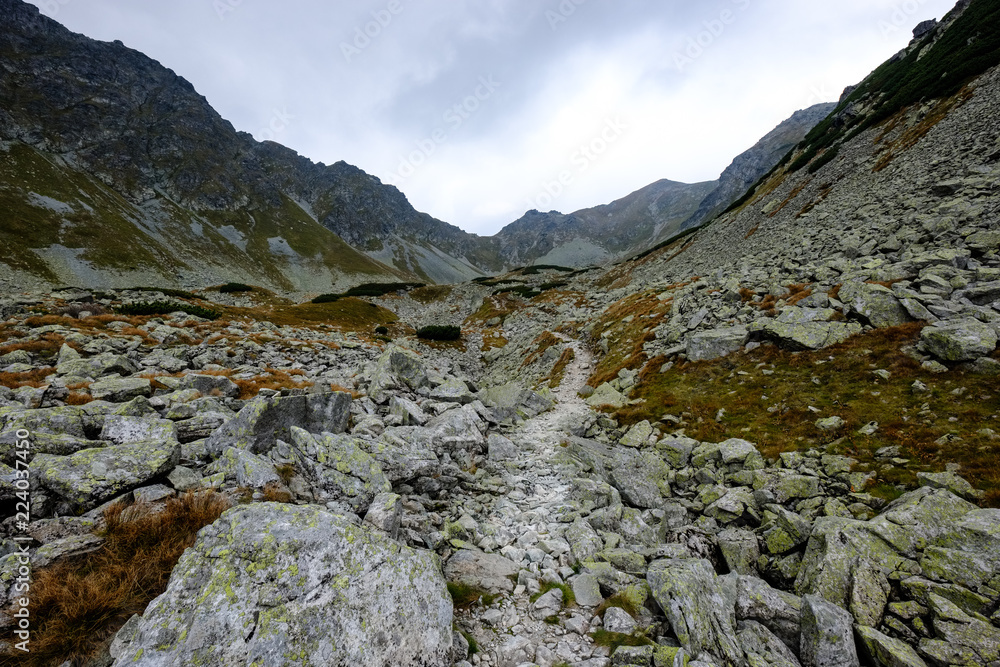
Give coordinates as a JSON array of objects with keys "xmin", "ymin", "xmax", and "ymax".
[
  {"xmin": 529, "ymin": 581, "xmax": 576, "ymax": 608},
  {"xmin": 612, "ymin": 322, "xmax": 1000, "ymax": 505},
  {"xmin": 0, "ymin": 367, "xmax": 56, "ymax": 389},
  {"xmin": 586, "ymin": 290, "xmax": 676, "ymax": 387},
  {"xmin": 590, "ymin": 629, "xmax": 655, "ymax": 652},
  {"xmin": 595, "ymin": 592, "xmax": 641, "ymax": 620},
  {"xmin": 547, "ymin": 348, "xmax": 576, "ymax": 389},
  {"xmin": 115, "ymin": 300, "xmax": 221, "ymax": 320},
  {"xmin": 447, "ymin": 582, "xmax": 499, "ymax": 610},
  {"xmin": 4, "ymin": 491, "xmax": 230, "ymax": 666}
]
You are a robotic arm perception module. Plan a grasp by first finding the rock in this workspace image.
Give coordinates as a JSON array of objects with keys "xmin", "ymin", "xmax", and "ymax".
[
  {"xmin": 686, "ymin": 327, "xmax": 749, "ymax": 362},
  {"xmin": 487, "ymin": 433, "xmax": 518, "ymax": 461},
  {"xmin": 363, "ymin": 492, "xmax": 402, "ymax": 539},
  {"xmin": 567, "ymin": 518, "xmax": 605, "ymax": 563},
  {"xmin": 387, "ymin": 396, "xmax": 427, "ymax": 426},
  {"xmin": 612, "ymin": 645, "xmax": 654, "ymax": 666},
  {"xmin": 567, "ymin": 437, "xmax": 672, "ymax": 509},
  {"xmin": 443, "ymin": 549, "xmax": 519, "ymax": 594},
  {"xmin": 750, "ymin": 320, "xmax": 863, "ymax": 351},
  {"xmin": 916, "ymin": 470, "xmax": 985, "ymax": 502},
  {"xmin": 620, "ymin": 421, "xmax": 653, "ymax": 448},
  {"xmin": 920, "ymin": 318, "xmax": 998, "ymax": 362},
  {"xmin": 799, "ymin": 595, "xmax": 859, "ymax": 667},
  {"xmin": 718, "ymin": 528, "xmax": 760, "ymax": 576},
  {"xmin": 646, "ymin": 559, "xmax": 744, "ymax": 666},
  {"xmin": 533, "ymin": 586, "xmax": 564, "ymax": 619},
  {"xmin": 206, "ymin": 392, "xmax": 352, "ymax": 457},
  {"xmin": 854, "ymin": 625, "xmax": 928, "ymax": 667},
  {"xmin": 737, "ymin": 621, "xmax": 801, "ymax": 667},
  {"xmin": 962, "ymin": 280, "xmax": 1000, "ymax": 306},
  {"xmin": 815, "ymin": 416, "xmax": 844, "ymax": 432},
  {"xmin": 586, "ymin": 382, "xmax": 628, "ymax": 409},
  {"xmin": 365, "ymin": 427, "xmax": 440, "ymax": 484},
  {"xmin": 429, "ymin": 378, "xmax": 476, "ymax": 404},
  {"xmin": 735, "ymin": 576, "xmax": 802, "ymax": 654},
  {"xmin": 90, "ymin": 377, "xmax": 152, "ymax": 402},
  {"xmin": 167, "ymin": 465, "xmax": 203, "ymax": 491},
  {"xmin": 110, "ymin": 503, "xmax": 453, "ymax": 667},
  {"xmin": 966, "ymin": 230, "xmax": 1000, "ymax": 254},
  {"xmin": 604, "ymin": 606, "xmax": 638, "ymax": 634},
  {"xmin": 33, "ymin": 440, "xmax": 181, "ymax": 512},
  {"xmin": 172, "ymin": 373, "xmax": 240, "ymax": 398},
  {"xmin": 839, "ymin": 283, "xmax": 912, "ymax": 329},
  {"xmin": 205, "ymin": 447, "xmax": 281, "ymax": 488},
  {"xmin": 572, "ymin": 574, "xmax": 604, "ymax": 607},
  {"xmin": 921, "ymin": 593, "xmax": 1000, "ymax": 665},
  {"xmin": 57, "ymin": 348, "xmax": 138, "ymax": 378},
  {"xmin": 100, "ymin": 415, "xmax": 177, "ymax": 444},
  {"xmin": 368, "ymin": 345, "xmax": 430, "ymax": 401},
  {"xmin": 285, "ymin": 428, "xmax": 390, "ymax": 513},
  {"xmin": 425, "ymin": 405, "xmax": 486, "ymax": 452}
]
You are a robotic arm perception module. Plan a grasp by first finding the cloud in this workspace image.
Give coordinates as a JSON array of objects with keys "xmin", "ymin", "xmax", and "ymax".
[{"xmin": 28, "ymin": 0, "xmax": 959, "ymax": 235}]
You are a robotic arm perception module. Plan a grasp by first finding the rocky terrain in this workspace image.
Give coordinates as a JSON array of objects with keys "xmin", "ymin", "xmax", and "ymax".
[{"xmin": 1, "ymin": 0, "xmax": 999, "ymax": 666}]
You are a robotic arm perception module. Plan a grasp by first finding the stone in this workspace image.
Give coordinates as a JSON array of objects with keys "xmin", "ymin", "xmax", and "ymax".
[
  {"xmin": 854, "ymin": 625, "xmax": 928, "ymax": 667},
  {"xmin": 387, "ymin": 396, "xmax": 427, "ymax": 426},
  {"xmin": 365, "ymin": 427, "xmax": 440, "ymax": 484},
  {"xmin": 173, "ymin": 373, "xmax": 240, "ymax": 398},
  {"xmin": 100, "ymin": 415, "xmax": 177, "ymax": 444},
  {"xmin": 620, "ymin": 420, "xmax": 653, "ymax": 448},
  {"xmin": 717, "ymin": 528, "xmax": 760, "ymax": 576},
  {"xmin": 487, "ymin": 433, "xmax": 518, "ymax": 461},
  {"xmin": 815, "ymin": 416, "xmax": 844, "ymax": 432},
  {"xmin": 612, "ymin": 645, "xmax": 655, "ymax": 666},
  {"xmin": 363, "ymin": 492, "xmax": 402, "ymax": 539},
  {"xmin": 285, "ymin": 428, "xmax": 390, "ymax": 513},
  {"xmin": 206, "ymin": 392, "xmax": 352, "ymax": 457},
  {"xmin": 799, "ymin": 595, "xmax": 859, "ymax": 667},
  {"xmin": 205, "ymin": 447, "xmax": 281, "ymax": 488},
  {"xmin": 429, "ymin": 378, "xmax": 476, "ymax": 404},
  {"xmin": 686, "ymin": 327, "xmax": 749, "ymax": 362},
  {"xmin": 167, "ymin": 465, "xmax": 203, "ymax": 491},
  {"xmin": 737, "ymin": 621, "xmax": 801, "ymax": 667},
  {"xmin": 109, "ymin": 503, "xmax": 453, "ymax": 667},
  {"xmin": 33, "ymin": 440, "xmax": 181, "ymax": 512},
  {"xmin": 924, "ymin": 593, "xmax": 1000, "ymax": 664},
  {"xmin": 735, "ymin": 576, "xmax": 802, "ymax": 654},
  {"xmin": 567, "ymin": 437, "xmax": 672, "ymax": 510},
  {"xmin": 572, "ymin": 574, "xmax": 604, "ymax": 607},
  {"xmin": 90, "ymin": 377, "xmax": 152, "ymax": 402},
  {"xmin": 586, "ymin": 383, "xmax": 628, "ymax": 409},
  {"xmin": 567, "ymin": 518, "xmax": 605, "ymax": 563},
  {"xmin": 425, "ymin": 405, "xmax": 486, "ymax": 452},
  {"xmin": 57, "ymin": 348, "xmax": 138, "ymax": 378},
  {"xmin": 916, "ymin": 470, "xmax": 984, "ymax": 502},
  {"xmin": 646, "ymin": 559, "xmax": 744, "ymax": 666},
  {"xmin": 750, "ymin": 320, "xmax": 863, "ymax": 351},
  {"xmin": 368, "ymin": 345, "xmax": 430, "ymax": 401},
  {"xmin": 920, "ymin": 318, "xmax": 998, "ymax": 362},
  {"xmin": 966, "ymin": 230, "xmax": 1000, "ymax": 253},
  {"xmin": 604, "ymin": 606, "xmax": 638, "ymax": 634},
  {"xmin": 443, "ymin": 549, "xmax": 519, "ymax": 594}
]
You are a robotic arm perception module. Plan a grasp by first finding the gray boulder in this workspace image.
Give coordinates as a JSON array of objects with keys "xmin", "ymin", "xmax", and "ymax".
[
  {"xmin": 425, "ymin": 405, "xmax": 486, "ymax": 452},
  {"xmin": 363, "ymin": 492, "xmax": 402, "ymax": 539},
  {"xmin": 839, "ymin": 283, "xmax": 911, "ymax": 329},
  {"xmin": 735, "ymin": 575, "xmax": 802, "ymax": 653},
  {"xmin": 750, "ymin": 320, "xmax": 863, "ymax": 351},
  {"xmin": 443, "ymin": 548, "xmax": 519, "ymax": 594},
  {"xmin": 206, "ymin": 392, "xmax": 352, "ymax": 457},
  {"xmin": 920, "ymin": 318, "xmax": 998, "ymax": 362},
  {"xmin": 100, "ymin": 415, "xmax": 178, "ymax": 445},
  {"xmin": 368, "ymin": 345, "xmax": 430, "ymax": 401},
  {"xmin": 110, "ymin": 503, "xmax": 453, "ymax": 667},
  {"xmin": 90, "ymin": 377, "xmax": 153, "ymax": 402},
  {"xmin": 205, "ymin": 447, "xmax": 281, "ymax": 488},
  {"xmin": 33, "ymin": 440, "xmax": 181, "ymax": 512},
  {"xmin": 366, "ymin": 427, "xmax": 440, "ymax": 484},
  {"xmin": 487, "ymin": 433, "xmax": 518, "ymax": 461},
  {"xmin": 567, "ymin": 437, "xmax": 672, "ymax": 509},
  {"xmin": 799, "ymin": 595, "xmax": 859, "ymax": 667},
  {"xmin": 647, "ymin": 558, "xmax": 745, "ymax": 666},
  {"xmin": 686, "ymin": 327, "xmax": 749, "ymax": 362},
  {"xmin": 854, "ymin": 625, "xmax": 928, "ymax": 667},
  {"xmin": 285, "ymin": 427, "xmax": 390, "ymax": 513}
]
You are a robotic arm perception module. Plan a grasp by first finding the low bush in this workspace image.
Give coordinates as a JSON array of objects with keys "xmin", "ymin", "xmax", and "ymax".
[
  {"xmin": 219, "ymin": 282, "xmax": 254, "ymax": 293},
  {"xmin": 115, "ymin": 301, "xmax": 221, "ymax": 320},
  {"xmin": 129, "ymin": 286, "xmax": 198, "ymax": 299},
  {"xmin": 311, "ymin": 294, "xmax": 342, "ymax": 304},
  {"xmin": 344, "ymin": 282, "xmax": 425, "ymax": 298},
  {"xmin": 416, "ymin": 325, "xmax": 461, "ymax": 341}
]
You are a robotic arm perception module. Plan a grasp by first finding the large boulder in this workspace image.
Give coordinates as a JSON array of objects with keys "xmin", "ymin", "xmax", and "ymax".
[
  {"xmin": 56, "ymin": 346, "xmax": 138, "ymax": 378},
  {"xmin": 839, "ymin": 283, "xmax": 912, "ymax": 329},
  {"xmin": 686, "ymin": 327, "xmax": 749, "ymax": 362},
  {"xmin": 480, "ymin": 382, "xmax": 554, "ymax": 422},
  {"xmin": 920, "ymin": 318, "xmax": 998, "ymax": 362},
  {"xmin": 567, "ymin": 437, "xmax": 672, "ymax": 509},
  {"xmin": 425, "ymin": 405, "xmax": 487, "ymax": 453},
  {"xmin": 443, "ymin": 549, "xmax": 519, "ymax": 594},
  {"xmin": 366, "ymin": 427, "xmax": 440, "ymax": 484},
  {"xmin": 110, "ymin": 503, "xmax": 453, "ymax": 667},
  {"xmin": 206, "ymin": 392, "xmax": 352, "ymax": 457},
  {"xmin": 799, "ymin": 595, "xmax": 859, "ymax": 667},
  {"xmin": 33, "ymin": 440, "xmax": 181, "ymax": 512},
  {"xmin": 89, "ymin": 377, "xmax": 153, "ymax": 403},
  {"xmin": 750, "ymin": 320, "xmax": 863, "ymax": 351},
  {"xmin": 368, "ymin": 345, "xmax": 430, "ymax": 402},
  {"xmin": 283, "ymin": 427, "xmax": 390, "ymax": 512},
  {"xmin": 647, "ymin": 558, "xmax": 746, "ymax": 666}
]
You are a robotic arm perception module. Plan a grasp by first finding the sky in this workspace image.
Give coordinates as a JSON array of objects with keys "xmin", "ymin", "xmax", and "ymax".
[{"xmin": 28, "ymin": 0, "xmax": 958, "ymax": 236}]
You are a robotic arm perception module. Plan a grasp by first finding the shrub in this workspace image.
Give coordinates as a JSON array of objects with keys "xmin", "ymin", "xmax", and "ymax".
[
  {"xmin": 129, "ymin": 286, "xmax": 197, "ymax": 299},
  {"xmin": 343, "ymin": 282, "xmax": 425, "ymax": 298},
  {"xmin": 311, "ymin": 293, "xmax": 342, "ymax": 304},
  {"xmin": 416, "ymin": 325, "xmax": 461, "ymax": 341},
  {"xmin": 115, "ymin": 301, "xmax": 221, "ymax": 320},
  {"xmin": 519, "ymin": 264, "xmax": 574, "ymax": 275},
  {"xmin": 55, "ymin": 303, "xmax": 109, "ymax": 318},
  {"xmin": 219, "ymin": 282, "xmax": 254, "ymax": 293}
]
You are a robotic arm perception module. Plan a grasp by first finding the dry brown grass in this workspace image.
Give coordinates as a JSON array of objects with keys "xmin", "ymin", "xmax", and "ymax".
[
  {"xmin": 64, "ymin": 392, "xmax": 94, "ymax": 406},
  {"xmin": 873, "ymin": 86, "xmax": 974, "ymax": 172},
  {"xmin": 546, "ymin": 348, "xmax": 576, "ymax": 389},
  {"xmin": 233, "ymin": 368, "xmax": 315, "ymax": 399},
  {"xmin": 768, "ymin": 178, "xmax": 812, "ymax": 219},
  {"xmin": 5, "ymin": 492, "xmax": 230, "ymax": 666},
  {"xmin": 0, "ymin": 334, "xmax": 72, "ymax": 358},
  {"xmin": 0, "ymin": 367, "xmax": 56, "ymax": 389}
]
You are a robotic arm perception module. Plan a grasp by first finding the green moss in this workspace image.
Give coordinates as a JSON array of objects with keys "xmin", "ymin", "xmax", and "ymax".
[
  {"xmin": 590, "ymin": 628, "xmax": 655, "ymax": 651},
  {"xmin": 446, "ymin": 582, "xmax": 498, "ymax": 609}
]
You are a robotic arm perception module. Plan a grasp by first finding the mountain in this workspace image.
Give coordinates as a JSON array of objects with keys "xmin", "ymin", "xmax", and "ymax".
[
  {"xmin": 0, "ymin": 0, "xmax": 497, "ymax": 292},
  {"xmin": 0, "ymin": 0, "xmax": 834, "ymax": 293},
  {"xmin": 680, "ymin": 102, "xmax": 837, "ymax": 231}
]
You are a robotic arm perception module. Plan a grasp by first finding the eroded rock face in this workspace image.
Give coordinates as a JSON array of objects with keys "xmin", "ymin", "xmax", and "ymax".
[{"xmin": 111, "ymin": 503, "xmax": 453, "ymax": 667}]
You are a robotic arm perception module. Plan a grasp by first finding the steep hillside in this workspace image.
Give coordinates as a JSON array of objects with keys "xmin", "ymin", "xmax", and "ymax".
[{"xmin": 0, "ymin": 0, "xmax": 495, "ymax": 291}]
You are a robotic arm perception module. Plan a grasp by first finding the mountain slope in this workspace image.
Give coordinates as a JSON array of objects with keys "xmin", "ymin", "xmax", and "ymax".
[{"xmin": 0, "ymin": 0, "xmax": 495, "ymax": 291}]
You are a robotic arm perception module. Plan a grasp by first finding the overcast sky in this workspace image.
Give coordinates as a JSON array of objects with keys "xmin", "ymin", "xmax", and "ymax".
[{"xmin": 29, "ymin": 0, "xmax": 957, "ymax": 236}]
